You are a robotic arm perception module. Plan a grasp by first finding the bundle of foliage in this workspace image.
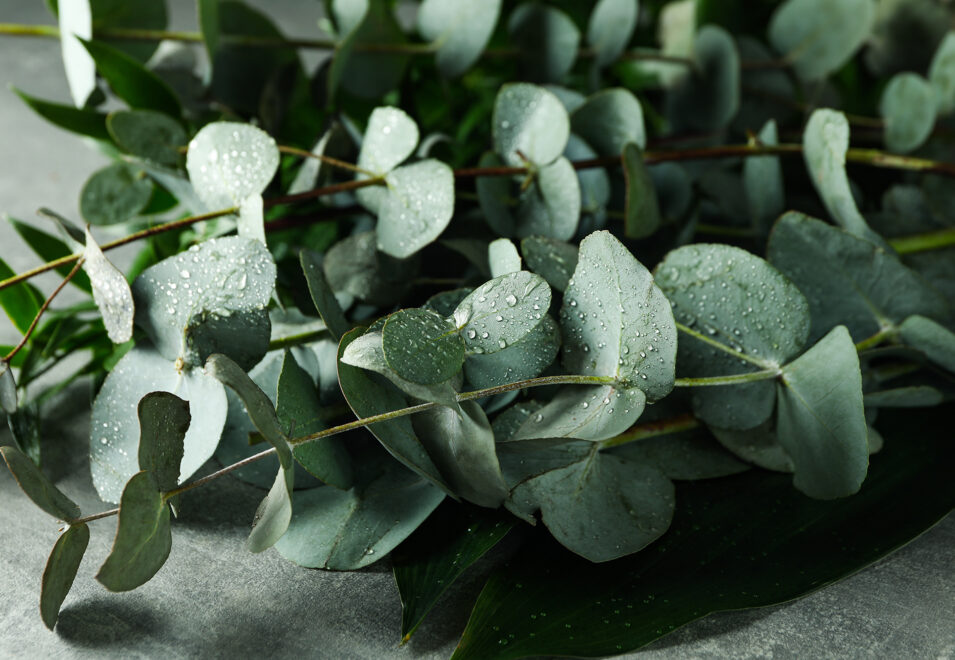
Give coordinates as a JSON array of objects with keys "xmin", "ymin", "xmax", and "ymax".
[{"xmin": 1, "ymin": 0, "xmax": 954, "ymax": 656}]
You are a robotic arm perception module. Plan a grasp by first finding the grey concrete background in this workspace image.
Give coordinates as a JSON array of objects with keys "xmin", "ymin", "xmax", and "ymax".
[{"xmin": 1, "ymin": 1, "xmax": 953, "ymax": 658}]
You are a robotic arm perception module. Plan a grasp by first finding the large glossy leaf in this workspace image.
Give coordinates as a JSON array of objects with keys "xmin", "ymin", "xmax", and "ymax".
[
  {"xmin": 879, "ymin": 72, "xmax": 937, "ymax": 153},
  {"xmin": 58, "ymin": 0, "xmax": 95, "ymax": 107},
  {"xmin": 929, "ymin": 32, "xmax": 955, "ymax": 114},
  {"xmin": 337, "ymin": 328, "xmax": 450, "ymax": 491},
  {"xmin": 452, "ymin": 271, "xmax": 552, "ymax": 356},
  {"xmin": 507, "ymin": 3, "xmax": 580, "ymax": 83},
  {"xmin": 667, "ymin": 25, "xmax": 740, "ymax": 132},
  {"xmin": 417, "ymin": 0, "xmax": 502, "ymax": 78},
  {"xmin": 586, "ymin": 0, "xmax": 639, "ymax": 67},
  {"xmin": 80, "ymin": 38, "xmax": 181, "ymax": 116},
  {"xmin": 571, "ymin": 88, "xmax": 645, "ymax": 156},
  {"xmin": 382, "ymin": 308, "xmax": 466, "ymax": 386},
  {"xmin": 655, "ymin": 243, "xmax": 810, "ymax": 429},
  {"xmin": 377, "ymin": 159, "xmax": 455, "ymax": 258},
  {"xmin": 83, "ymin": 228, "xmax": 134, "ymax": 344},
  {"xmin": 777, "ymin": 326, "xmax": 868, "ymax": 499},
  {"xmin": 186, "ymin": 122, "xmax": 279, "ymax": 210},
  {"xmin": 899, "ymin": 315, "xmax": 955, "ymax": 373},
  {"xmin": 492, "ymin": 84, "xmax": 569, "ymax": 168},
  {"xmin": 0, "ymin": 445, "xmax": 80, "ymax": 521},
  {"xmin": 136, "ymin": 392, "xmax": 190, "ymax": 493},
  {"xmin": 12, "ymin": 88, "xmax": 109, "ymax": 141},
  {"xmin": 451, "ymin": 406, "xmax": 955, "ymax": 659},
  {"xmin": 392, "ymin": 504, "xmax": 516, "ymax": 641},
  {"xmin": 802, "ymin": 109, "xmax": 882, "ymax": 244},
  {"xmin": 96, "ymin": 471, "xmax": 171, "ymax": 592},
  {"xmin": 768, "ymin": 0, "xmax": 876, "ymax": 81},
  {"xmin": 275, "ymin": 453, "xmax": 445, "ymax": 570},
  {"xmin": 768, "ymin": 212, "xmax": 951, "ymax": 343},
  {"xmin": 131, "ymin": 236, "xmax": 276, "ymax": 369},
  {"xmin": 516, "ymin": 231, "xmax": 676, "ymax": 442},
  {"xmin": 412, "ymin": 400, "xmax": 508, "ymax": 508},
  {"xmin": 107, "ymin": 110, "xmax": 187, "ymax": 166},
  {"xmin": 40, "ymin": 523, "xmax": 89, "ymax": 630},
  {"xmin": 90, "ymin": 347, "xmax": 227, "ymax": 504}
]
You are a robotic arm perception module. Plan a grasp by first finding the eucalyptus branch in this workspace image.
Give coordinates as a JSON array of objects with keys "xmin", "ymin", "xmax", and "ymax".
[
  {"xmin": 277, "ymin": 145, "xmax": 378, "ymax": 178},
  {"xmin": 888, "ymin": 227, "xmax": 955, "ymax": 255},
  {"xmin": 599, "ymin": 413, "xmax": 701, "ymax": 449},
  {"xmin": 267, "ymin": 328, "xmax": 329, "ymax": 352},
  {"xmin": 674, "ymin": 370, "xmax": 781, "ymax": 387}
]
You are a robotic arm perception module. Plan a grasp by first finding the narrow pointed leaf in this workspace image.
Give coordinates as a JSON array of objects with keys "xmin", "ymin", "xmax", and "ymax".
[
  {"xmin": 12, "ymin": 88, "xmax": 109, "ymax": 141},
  {"xmin": 40, "ymin": 523, "xmax": 89, "ymax": 630},
  {"xmin": 8, "ymin": 219, "xmax": 90, "ymax": 292},
  {"xmin": 247, "ymin": 464, "xmax": 294, "ymax": 553},
  {"xmin": 58, "ymin": 0, "xmax": 95, "ymax": 107},
  {"xmin": 300, "ymin": 250, "xmax": 351, "ymax": 341},
  {"xmin": 1, "ymin": 445, "xmax": 80, "ymax": 521},
  {"xmin": 80, "ymin": 38, "xmax": 181, "ymax": 116},
  {"xmin": 0, "ymin": 256, "xmax": 42, "ymax": 335},
  {"xmin": 622, "ymin": 143, "xmax": 661, "ymax": 239}
]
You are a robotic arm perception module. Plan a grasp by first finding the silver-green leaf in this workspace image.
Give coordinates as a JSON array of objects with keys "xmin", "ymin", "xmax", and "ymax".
[
  {"xmin": 417, "ymin": 0, "xmax": 502, "ymax": 78},
  {"xmin": 84, "ymin": 227, "xmax": 134, "ymax": 344},
  {"xmin": 879, "ymin": 73, "xmax": 937, "ymax": 153},
  {"xmin": 377, "ymin": 159, "xmax": 455, "ymax": 258},
  {"xmin": 492, "ymin": 83, "xmax": 569, "ymax": 168},
  {"xmin": 186, "ymin": 122, "xmax": 279, "ymax": 210}
]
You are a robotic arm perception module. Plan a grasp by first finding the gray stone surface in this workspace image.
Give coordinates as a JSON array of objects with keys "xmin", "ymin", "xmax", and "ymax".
[{"xmin": 1, "ymin": 2, "xmax": 953, "ymax": 659}]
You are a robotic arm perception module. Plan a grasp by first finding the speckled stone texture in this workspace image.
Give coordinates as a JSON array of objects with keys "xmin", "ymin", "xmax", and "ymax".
[{"xmin": 1, "ymin": 2, "xmax": 952, "ymax": 659}]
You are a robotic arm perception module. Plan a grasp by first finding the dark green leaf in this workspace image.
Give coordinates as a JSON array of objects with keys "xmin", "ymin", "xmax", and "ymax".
[
  {"xmin": 622, "ymin": 143, "xmax": 661, "ymax": 239},
  {"xmin": 465, "ymin": 315, "xmax": 560, "ymax": 389},
  {"xmin": 106, "ymin": 110, "xmax": 187, "ymax": 166},
  {"xmin": 451, "ymin": 406, "xmax": 954, "ymax": 659},
  {"xmin": 392, "ymin": 504, "xmax": 515, "ymax": 641},
  {"xmin": 743, "ymin": 119, "xmax": 785, "ymax": 231},
  {"xmin": 507, "ymin": 3, "xmax": 580, "ymax": 83},
  {"xmin": 929, "ymin": 32, "xmax": 955, "ymax": 115},
  {"xmin": 571, "ymin": 88, "xmax": 646, "ymax": 156},
  {"xmin": 8, "ymin": 219, "xmax": 91, "ymax": 292},
  {"xmin": 520, "ymin": 236, "xmax": 578, "ymax": 292},
  {"xmin": 329, "ymin": 0, "xmax": 409, "ymax": 100},
  {"xmin": 198, "ymin": 0, "xmax": 220, "ymax": 63},
  {"xmin": 96, "ymin": 471, "xmax": 171, "ymax": 592},
  {"xmin": 899, "ymin": 315, "xmax": 955, "ymax": 373},
  {"xmin": 667, "ymin": 25, "xmax": 740, "ymax": 132},
  {"xmin": 324, "ymin": 231, "xmax": 418, "ymax": 307},
  {"xmin": 0, "ymin": 255, "xmax": 42, "ymax": 335},
  {"xmin": 777, "ymin": 326, "xmax": 868, "ymax": 499},
  {"xmin": 80, "ymin": 38, "xmax": 182, "ymax": 116},
  {"xmin": 864, "ymin": 386, "xmax": 944, "ymax": 408},
  {"xmin": 0, "ymin": 445, "xmax": 81, "ymax": 521},
  {"xmin": 136, "ymin": 391, "xmax": 190, "ymax": 492},
  {"xmin": 40, "ymin": 523, "xmax": 89, "ymax": 630},
  {"xmin": 300, "ymin": 249, "xmax": 351, "ymax": 340},
  {"xmin": 80, "ymin": 162, "xmax": 152, "ymax": 225},
  {"xmin": 12, "ymin": 87, "xmax": 110, "ymax": 141},
  {"xmin": 417, "ymin": 0, "xmax": 502, "ymax": 78},
  {"xmin": 382, "ymin": 308, "xmax": 465, "ymax": 386}
]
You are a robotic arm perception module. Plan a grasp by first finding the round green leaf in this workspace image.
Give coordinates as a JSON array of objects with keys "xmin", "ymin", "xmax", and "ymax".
[
  {"xmin": 488, "ymin": 238, "xmax": 522, "ymax": 278},
  {"xmin": 571, "ymin": 88, "xmax": 646, "ymax": 155},
  {"xmin": 80, "ymin": 162, "xmax": 153, "ymax": 226},
  {"xmin": 107, "ymin": 110, "xmax": 187, "ymax": 166},
  {"xmin": 323, "ymin": 231, "xmax": 417, "ymax": 306},
  {"xmin": 452, "ymin": 270, "xmax": 552, "ymax": 356},
  {"xmin": 382, "ymin": 308, "xmax": 465, "ymax": 385},
  {"xmin": 566, "ymin": 134, "xmax": 610, "ymax": 222},
  {"xmin": 186, "ymin": 122, "xmax": 279, "ymax": 210},
  {"xmin": 357, "ymin": 106, "xmax": 419, "ymax": 176},
  {"xmin": 768, "ymin": 0, "xmax": 876, "ymax": 81},
  {"xmin": 710, "ymin": 420, "xmax": 794, "ymax": 473},
  {"xmin": 929, "ymin": 32, "xmax": 955, "ymax": 115},
  {"xmin": 879, "ymin": 72, "xmax": 937, "ymax": 153},
  {"xmin": 417, "ymin": 0, "xmax": 502, "ymax": 78},
  {"xmin": 377, "ymin": 159, "xmax": 455, "ymax": 258},
  {"xmin": 464, "ymin": 314, "xmax": 560, "ymax": 389},
  {"xmin": 90, "ymin": 347, "xmax": 227, "ymax": 504},
  {"xmin": 508, "ymin": 2, "xmax": 580, "ymax": 83},
  {"xmin": 516, "ymin": 157, "xmax": 582, "ymax": 240},
  {"xmin": 586, "ymin": 0, "xmax": 639, "ymax": 67},
  {"xmin": 492, "ymin": 83, "xmax": 570, "ymax": 168},
  {"xmin": 667, "ymin": 25, "xmax": 740, "ymax": 132},
  {"xmin": 520, "ymin": 236, "xmax": 578, "ymax": 293}
]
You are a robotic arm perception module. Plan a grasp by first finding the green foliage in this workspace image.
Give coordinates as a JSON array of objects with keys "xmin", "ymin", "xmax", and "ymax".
[{"xmin": 4, "ymin": 0, "xmax": 955, "ymax": 651}]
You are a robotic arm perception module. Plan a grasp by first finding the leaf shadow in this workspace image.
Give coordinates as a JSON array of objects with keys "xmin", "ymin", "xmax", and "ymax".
[
  {"xmin": 641, "ymin": 604, "xmax": 782, "ymax": 651},
  {"xmin": 56, "ymin": 597, "xmax": 166, "ymax": 647}
]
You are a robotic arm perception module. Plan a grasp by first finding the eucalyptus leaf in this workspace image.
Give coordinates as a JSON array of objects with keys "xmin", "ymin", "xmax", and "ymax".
[
  {"xmin": 8, "ymin": 218, "xmax": 91, "ymax": 292},
  {"xmin": 80, "ymin": 162, "xmax": 152, "ymax": 226},
  {"xmin": 58, "ymin": 0, "xmax": 95, "ymax": 107},
  {"xmin": 417, "ymin": 0, "xmax": 502, "ymax": 78},
  {"xmin": 492, "ymin": 83, "xmax": 570, "ymax": 168},
  {"xmin": 355, "ymin": 107, "xmax": 419, "ymax": 213},
  {"xmin": 80, "ymin": 38, "xmax": 182, "ymax": 116},
  {"xmin": 136, "ymin": 391, "xmax": 189, "ymax": 492},
  {"xmin": 236, "ymin": 193, "xmax": 265, "ymax": 245},
  {"xmin": 412, "ymin": 400, "xmax": 508, "ymax": 508},
  {"xmin": 247, "ymin": 464, "xmax": 294, "ymax": 553},
  {"xmin": 377, "ymin": 159, "xmax": 455, "ymax": 258},
  {"xmin": 864, "ymin": 386, "xmax": 944, "ymax": 408},
  {"xmin": 96, "ymin": 471, "xmax": 171, "ymax": 592},
  {"xmin": 186, "ymin": 122, "xmax": 279, "ymax": 210},
  {"xmin": 275, "ymin": 455, "xmax": 444, "ymax": 570},
  {"xmin": 520, "ymin": 236, "xmax": 578, "ymax": 292},
  {"xmin": 667, "ymin": 25, "xmax": 740, "ymax": 132},
  {"xmin": 488, "ymin": 238, "xmax": 521, "ymax": 278},
  {"xmin": 0, "ymin": 445, "xmax": 81, "ymax": 521},
  {"xmin": 40, "ymin": 523, "xmax": 89, "ymax": 630},
  {"xmin": 802, "ymin": 109, "xmax": 882, "ymax": 244},
  {"xmin": 777, "ymin": 326, "xmax": 868, "ymax": 499},
  {"xmin": 277, "ymin": 350, "xmax": 352, "ymax": 489},
  {"xmin": 12, "ymin": 88, "xmax": 109, "ymax": 141},
  {"xmin": 380, "ymin": 308, "xmax": 465, "ymax": 386},
  {"xmin": 464, "ymin": 315, "xmax": 560, "ymax": 389},
  {"xmin": 879, "ymin": 73, "xmax": 936, "ymax": 153},
  {"xmin": 566, "ymin": 135, "xmax": 609, "ymax": 225},
  {"xmin": 586, "ymin": 0, "xmax": 639, "ymax": 67},
  {"xmin": 710, "ymin": 420, "xmax": 794, "ymax": 473},
  {"xmin": 508, "ymin": 2, "xmax": 580, "ymax": 83},
  {"xmin": 517, "ymin": 157, "xmax": 582, "ymax": 240},
  {"xmin": 768, "ymin": 212, "xmax": 951, "ymax": 343},
  {"xmin": 622, "ymin": 143, "xmax": 662, "ymax": 239},
  {"xmin": 571, "ymin": 88, "xmax": 646, "ymax": 155},
  {"xmin": 452, "ymin": 270, "xmax": 551, "ymax": 356},
  {"xmin": 90, "ymin": 347, "xmax": 227, "ymax": 504},
  {"xmin": 899, "ymin": 315, "xmax": 955, "ymax": 373},
  {"xmin": 0, "ymin": 363, "xmax": 16, "ymax": 414},
  {"xmin": 131, "ymin": 236, "xmax": 276, "ymax": 368},
  {"xmin": 0, "ymin": 256, "xmax": 43, "ymax": 335},
  {"xmin": 198, "ymin": 0, "xmax": 220, "ymax": 63},
  {"xmin": 510, "ymin": 447, "xmax": 675, "ymax": 562},
  {"xmin": 656, "ymin": 243, "xmax": 809, "ymax": 429},
  {"xmin": 768, "ymin": 0, "xmax": 876, "ymax": 81},
  {"xmin": 300, "ymin": 249, "xmax": 351, "ymax": 340},
  {"xmin": 329, "ymin": 0, "xmax": 409, "ymax": 100},
  {"xmin": 743, "ymin": 120, "xmax": 785, "ymax": 231},
  {"xmin": 929, "ymin": 32, "xmax": 955, "ymax": 114},
  {"xmin": 337, "ymin": 328, "xmax": 450, "ymax": 491},
  {"xmin": 323, "ymin": 231, "xmax": 417, "ymax": 306}
]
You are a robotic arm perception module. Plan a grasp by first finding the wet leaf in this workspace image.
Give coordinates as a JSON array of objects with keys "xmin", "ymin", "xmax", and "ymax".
[
  {"xmin": 40, "ymin": 523, "xmax": 89, "ymax": 630},
  {"xmin": 90, "ymin": 347, "xmax": 227, "ymax": 504},
  {"xmin": 417, "ymin": 0, "xmax": 502, "ymax": 78},
  {"xmin": 880, "ymin": 73, "xmax": 937, "ymax": 153},
  {"xmin": 493, "ymin": 83, "xmax": 570, "ymax": 168},
  {"xmin": 378, "ymin": 159, "xmax": 455, "ymax": 258},
  {"xmin": 355, "ymin": 106, "xmax": 419, "ymax": 213},
  {"xmin": 452, "ymin": 271, "xmax": 552, "ymax": 356},
  {"xmin": 768, "ymin": 0, "xmax": 876, "ymax": 81},
  {"xmin": 186, "ymin": 122, "xmax": 279, "ymax": 210},
  {"xmin": 80, "ymin": 38, "xmax": 181, "ymax": 116},
  {"xmin": 622, "ymin": 143, "xmax": 661, "ymax": 239},
  {"xmin": 96, "ymin": 471, "xmax": 171, "ymax": 592},
  {"xmin": 382, "ymin": 308, "xmax": 465, "ymax": 386},
  {"xmin": 508, "ymin": 3, "xmax": 580, "ymax": 83},
  {"xmin": 0, "ymin": 445, "xmax": 80, "ymax": 521},
  {"xmin": 136, "ymin": 391, "xmax": 190, "ymax": 493},
  {"xmin": 571, "ymin": 88, "xmax": 646, "ymax": 155},
  {"xmin": 586, "ymin": 0, "xmax": 639, "ymax": 67},
  {"xmin": 58, "ymin": 0, "xmax": 95, "ymax": 107},
  {"xmin": 465, "ymin": 315, "xmax": 560, "ymax": 389},
  {"xmin": 899, "ymin": 315, "xmax": 955, "ymax": 373},
  {"xmin": 777, "ymin": 326, "xmax": 868, "ymax": 499},
  {"xmin": 488, "ymin": 238, "xmax": 522, "ymax": 278}
]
